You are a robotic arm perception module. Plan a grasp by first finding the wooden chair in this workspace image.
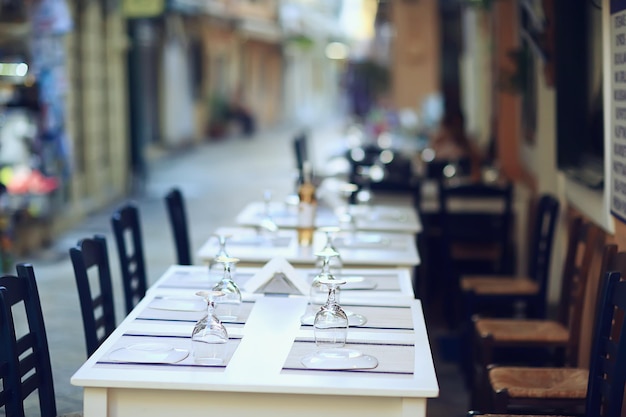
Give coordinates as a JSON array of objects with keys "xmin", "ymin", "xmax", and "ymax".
[
  {"xmin": 470, "ymin": 218, "xmax": 605, "ymax": 409},
  {"xmin": 111, "ymin": 203, "xmax": 147, "ymax": 314},
  {"xmin": 69, "ymin": 234, "xmax": 117, "ymax": 357},
  {"xmin": 0, "ymin": 264, "xmax": 82, "ymax": 417},
  {"xmin": 461, "ymin": 194, "xmax": 560, "ymax": 321},
  {"xmin": 165, "ymin": 187, "xmax": 192, "ymax": 265},
  {"xmin": 485, "ymin": 245, "xmax": 626, "ymax": 415},
  {"xmin": 437, "ymin": 179, "xmax": 515, "ymax": 326}
]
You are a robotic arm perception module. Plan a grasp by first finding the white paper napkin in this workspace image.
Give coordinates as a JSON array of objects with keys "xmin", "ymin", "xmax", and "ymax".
[{"xmin": 243, "ymin": 257, "xmax": 310, "ymax": 295}]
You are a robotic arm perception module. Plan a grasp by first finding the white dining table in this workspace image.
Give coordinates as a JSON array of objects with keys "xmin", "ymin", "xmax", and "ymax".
[
  {"xmin": 236, "ymin": 201, "xmax": 423, "ymax": 234},
  {"xmin": 196, "ymin": 226, "xmax": 421, "ymax": 268},
  {"xmin": 71, "ymin": 266, "xmax": 439, "ymax": 417}
]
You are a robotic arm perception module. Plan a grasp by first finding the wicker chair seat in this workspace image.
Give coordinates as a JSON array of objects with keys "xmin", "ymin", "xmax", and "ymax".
[
  {"xmin": 475, "ymin": 319, "xmax": 569, "ymax": 344},
  {"xmin": 489, "ymin": 367, "xmax": 588, "ymax": 399}
]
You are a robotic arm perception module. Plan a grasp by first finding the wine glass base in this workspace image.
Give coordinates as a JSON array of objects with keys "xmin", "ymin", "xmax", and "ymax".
[
  {"xmin": 301, "ymin": 348, "xmax": 378, "ymax": 370},
  {"xmin": 347, "ymin": 312, "xmax": 367, "ymax": 326}
]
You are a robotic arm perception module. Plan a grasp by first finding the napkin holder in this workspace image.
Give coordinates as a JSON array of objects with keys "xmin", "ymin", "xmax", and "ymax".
[{"xmin": 243, "ymin": 257, "xmax": 309, "ymax": 296}]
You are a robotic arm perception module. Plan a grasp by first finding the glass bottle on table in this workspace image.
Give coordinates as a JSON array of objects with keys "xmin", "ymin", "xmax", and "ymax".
[
  {"xmin": 212, "ymin": 256, "xmax": 242, "ymax": 321},
  {"xmin": 191, "ymin": 290, "xmax": 229, "ymax": 365},
  {"xmin": 297, "ymin": 161, "xmax": 317, "ymax": 246}
]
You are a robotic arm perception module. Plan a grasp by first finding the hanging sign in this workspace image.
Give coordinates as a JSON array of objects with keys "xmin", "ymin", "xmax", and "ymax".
[{"xmin": 611, "ymin": 0, "xmax": 626, "ymax": 223}]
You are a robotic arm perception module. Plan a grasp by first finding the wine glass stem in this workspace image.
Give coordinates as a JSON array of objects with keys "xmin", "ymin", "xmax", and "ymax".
[{"xmin": 327, "ymin": 287, "xmax": 338, "ymax": 306}]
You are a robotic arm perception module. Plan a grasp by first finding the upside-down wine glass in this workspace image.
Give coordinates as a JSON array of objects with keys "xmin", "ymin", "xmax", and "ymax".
[
  {"xmin": 301, "ymin": 248, "xmax": 338, "ymax": 325},
  {"xmin": 317, "ymin": 246, "xmax": 367, "ymax": 327},
  {"xmin": 257, "ymin": 189, "xmax": 279, "ymax": 238},
  {"xmin": 191, "ymin": 290, "xmax": 229, "ymax": 365},
  {"xmin": 212, "ymin": 256, "xmax": 242, "ymax": 321},
  {"xmin": 312, "ymin": 277, "xmax": 348, "ymax": 349},
  {"xmin": 301, "ymin": 277, "xmax": 378, "ymax": 370},
  {"xmin": 208, "ymin": 233, "xmax": 233, "ymax": 284},
  {"xmin": 335, "ymin": 182, "xmax": 358, "ymax": 241},
  {"xmin": 315, "ymin": 226, "xmax": 343, "ymax": 274}
]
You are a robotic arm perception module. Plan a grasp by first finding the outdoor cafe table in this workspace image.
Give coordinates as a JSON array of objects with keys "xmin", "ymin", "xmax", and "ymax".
[
  {"xmin": 235, "ymin": 201, "xmax": 423, "ymax": 234},
  {"xmin": 150, "ymin": 264, "xmax": 416, "ymax": 305},
  {"xmin": 196, "ymin": 226, "xmax": 421, "ymax": 268},
  {"xmin": 70, "ymin": 267, "xmax": 439, "ymax": 417}
]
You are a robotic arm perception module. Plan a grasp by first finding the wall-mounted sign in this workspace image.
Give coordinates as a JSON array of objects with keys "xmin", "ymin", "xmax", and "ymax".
[{"xmin": 611, "ymin": 0, "xmax": 626, "ymax": 223}]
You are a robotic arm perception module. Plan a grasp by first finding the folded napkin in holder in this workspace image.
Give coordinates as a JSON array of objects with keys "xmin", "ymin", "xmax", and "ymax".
[{"xmin": 243, "ymin": 257, "xmax": 309, "ymax": 296}]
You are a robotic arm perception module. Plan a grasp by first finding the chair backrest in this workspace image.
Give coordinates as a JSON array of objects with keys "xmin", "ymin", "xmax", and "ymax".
[
  {"xmin": 0, "ymin": 264, "xmax": 57, "ymax": 417},
  {"xmin": 111, "ymin": 203, "xmax": 147, "ymax": 314},
  {"xmin": 585, "ymin": 249, "xmax": 626, "ymax": 417},
  {"xmin": 69, "ymin": 234, "xmax": 117, "ymax": 357},
  {"xmin": 438, "ymin": 179, "xmax": 514, "ymax": 276},
  {"xmin": 292, "ymin": 131, "xmax": 308, "ymax": 183},
  {"xmin": 165, "ymin": 188, "xmax": 192, "ymax": 266},
  {"xmin": 523, "ymin": 194, "xmax": 560, "ymax": 316},
  {"xmin": 555, "ymin": 218, "xmax": 605, "ymax": 365}
]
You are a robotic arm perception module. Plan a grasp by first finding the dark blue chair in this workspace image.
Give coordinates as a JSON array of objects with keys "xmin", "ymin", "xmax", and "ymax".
[
  {"xmin": 436, "ymin": 179, "xmax": 515, "ymax": 327},
  {"xmin": 70, "ymin": 234, "xmax": 116, "ymax": 357},
  {"xmin": 460, "ymin": 193, "xmax": 560, "ymax": 321},
  {"xmin": 165, "ymin": 188, "xmax": 192, "ymax": 266},
  {"xmin": 111, "ymin": 203, "xmax": 147, "ymax": 314},
  {"xmin": 0, "ymin": 264, "xmax": 82, "ymax": 417}
]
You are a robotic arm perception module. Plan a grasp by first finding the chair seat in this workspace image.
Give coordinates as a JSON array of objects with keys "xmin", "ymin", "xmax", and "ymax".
[
  {"xmin": 461, "ymin": 276, "xmax": 539, "ymax": 295},
  {"xmin": 451, "ymin": 242, "xmax": 501, "ymax": 260},
  {"xmin": 489, "ymin": 367, "xmax": 588, "ymax": 399},
  {"xmin": 475, "ymin": 319, "xmax": 569, "ymax": 344}
]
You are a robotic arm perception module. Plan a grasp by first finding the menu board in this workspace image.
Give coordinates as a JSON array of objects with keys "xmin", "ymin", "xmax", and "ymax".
[{"xmin": 611, "ymin": 0, "xmax": 626, "ymax": 222}]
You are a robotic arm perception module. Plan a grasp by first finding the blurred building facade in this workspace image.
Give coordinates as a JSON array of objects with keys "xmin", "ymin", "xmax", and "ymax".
[{"xmin": 2, "ymin": 0, "xmax": 617, "ymax": 298}]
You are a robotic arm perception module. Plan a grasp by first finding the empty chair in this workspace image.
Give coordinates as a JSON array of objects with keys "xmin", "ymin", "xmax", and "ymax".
[
  {"xmin": 469, "ymin": 218, "xmax": 605, "ymax": 409},
  {"xmin": 111, "ymin": 203, "xmax": 148, "ymax": 314},
  {"xmin": 437, "ymin": 179, "xmax": 515, "ymax": 326},
  {"xmin": 165, "ymin": 187, "xmax": 192, "ymax": 265},
  {"xmin": 69, "ymin": 234, "xmax": 116, "ymax": 357},
  {"xmin": 485, "ymin": 245, "xmax": 626, "ymax": 415},
  {"xmin": 461, "ymin": 193, "xmax": 560, "ymax": 320},
  {"xmin": 0, "ymin": 264, "xmax": 82, "ymax": 417}
]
